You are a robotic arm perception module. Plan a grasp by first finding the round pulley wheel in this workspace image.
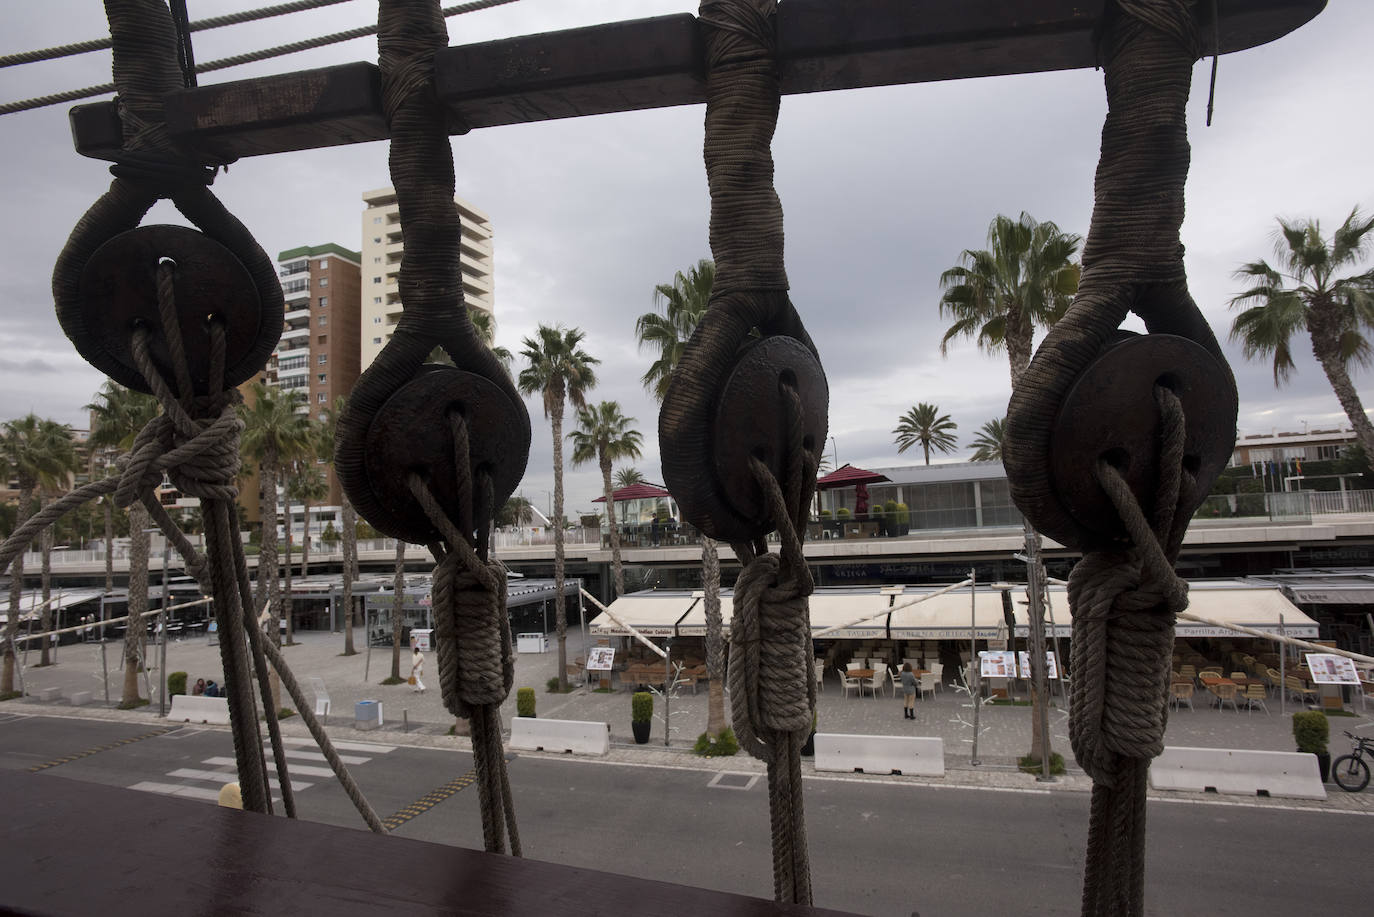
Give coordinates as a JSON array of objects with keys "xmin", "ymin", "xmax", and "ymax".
[
  {"xmin": 681, "ymin": 334, "xmax": 828, "ymax": 543},
  {"xmin": 1048, "ymin": 333, "xmax": 1237, "ymax": 550},
  {"xmin": 77, "ymin": 225, "xmax": 269, "ymax": 397},
  {"xmin": 364, "ymin": 364, "xmax": 528, "ymax": 545}
]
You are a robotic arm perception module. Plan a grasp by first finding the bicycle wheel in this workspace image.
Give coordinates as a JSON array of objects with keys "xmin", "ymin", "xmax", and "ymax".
[{"xmin": 1331, "ymin": 754, "xmax": 1370, "ymax": 792}]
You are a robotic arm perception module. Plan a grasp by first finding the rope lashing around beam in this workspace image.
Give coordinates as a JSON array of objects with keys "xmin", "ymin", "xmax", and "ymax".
[{"xmin": 1003, "ymin": 4, "xmax": 1237, "ymax": 917}]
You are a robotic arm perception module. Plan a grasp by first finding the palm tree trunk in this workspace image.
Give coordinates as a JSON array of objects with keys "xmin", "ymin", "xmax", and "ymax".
[
  {"xmin": 342, "ymin": 497, "xmax": 357, "ymax": 656},
  {"xmin": 702, "ymin": 536, "xmax": 726, "ymax": 737},
  {"xmin": 552, "ymin": 403, "xmax": 569, "ymax": 690},
  {"xmin": 121, "ymin": 501, "xmax": 150, "ymax": 708},
  {"xmin": 283, "ymin": 523, "xmax": 294, "ymax": 647},
  {"xmin": 39, "ymin": 503, "xmax": 52, "ymax": 667},
  {"xmin": 601, "ymin": 455, "xmax": 624, "ymax": 597},
  {"xmin": 102, "ymin": 497, "xmax": 113, "ymax": 595},
  {"xmin": 1312, "ymin": 338, "xmax": 1374, "ymax": 458},
  {"xmin": 390, "ymin": 539, "xmax": 405, "ymax": 681},
  {"xmin": 2, "ymin": 487, "xmax": 34, "ymax": 695},
  {"xmin": 301, "ymin": 500, "xmax": 312, "ymax": 579},
  {"xmin": 1005, "ymin": 305, "xmax": 1034, "ymax": 390}
]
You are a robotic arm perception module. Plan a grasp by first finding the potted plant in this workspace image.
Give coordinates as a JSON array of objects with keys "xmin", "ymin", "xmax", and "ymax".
[
  {"xmin": 800, "ymin": 711, "xmax": 817, "ymax": 757},
  {"xmin": 632, "ymin": 691, "xmax": 653, "ymax": 744},
  {"xmin": 1292, "ymin": 709, "xmax": 1330, "ymax": 781},
  {"xmin": 516, "ymin": 686, "xmax": 536, "ymax": 719},
  {"xmin": 895, "ymin": 502, "xmax": 909, "ymax": 535},
  {"xmin": 883, "ymin": 500, "xmax": 900, "ymax": 537}
]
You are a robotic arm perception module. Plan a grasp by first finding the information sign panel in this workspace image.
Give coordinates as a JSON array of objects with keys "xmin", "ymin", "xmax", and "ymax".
[
  {"xmin": 1304, "ymin": 653, "xmax": 1360, "ymax": 685},
  {"xmin": 1016, "ymin": 651, "xmax": 1060, "ymax": 679},
  {"xmin": 587, "ymin": 646, "xmax": 617, "ymax": 671}
]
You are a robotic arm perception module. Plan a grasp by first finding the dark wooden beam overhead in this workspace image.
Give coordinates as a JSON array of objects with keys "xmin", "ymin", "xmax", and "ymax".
[
  {"xmin": 70, "ymin": 0, "xmax": 1326, "ymax": 162},
  {"xmin": 0, "ymin": 772, "xmax": 860, "ymax": 917}
]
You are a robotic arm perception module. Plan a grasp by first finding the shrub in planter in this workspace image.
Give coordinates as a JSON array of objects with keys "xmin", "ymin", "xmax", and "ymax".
[
  {"xmin": 632, "ymin": 691, "xmax": 653, "ymax": 744},
  {"xmin": 167, "ymin": 671, "xmax": 188, "ymax": 697},
  {"xmin": 1293, "ymin": 709, "xmax": 1330, "ymax": 781},
  {"xmin": 516, "ymin": 686, "xmax": 536, "ymax": 718},
  {"xmin": 895, "ymin": 502, "xmax": 909, "ymax": 534},
  {"xmin": 836, "ymin": 507, "xmax": 851, "ymax": 519},
  {"xmin": 694, "ymin": 727, "xmax": 740, "ymax": 757}
]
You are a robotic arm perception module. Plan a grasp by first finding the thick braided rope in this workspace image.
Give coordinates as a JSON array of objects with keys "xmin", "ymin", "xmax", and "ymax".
[{"xmin": 1069, "ymin": 387, "xmax": 1191, "ymax": 917}]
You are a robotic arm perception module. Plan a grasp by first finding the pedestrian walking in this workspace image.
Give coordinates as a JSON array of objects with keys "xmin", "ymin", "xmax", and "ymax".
[
  {"xmin": 900, "ymin": 662, "xmax": 916, "ymax": 719},
  {"xmin": 410, "ymin": 645, "xmax": 426, "ymax": 694}
]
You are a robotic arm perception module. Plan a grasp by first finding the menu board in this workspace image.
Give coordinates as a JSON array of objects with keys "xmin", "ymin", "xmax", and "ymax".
[
  {"xmin": 587, "ymin": 646, "xmax": 617, "ymax": 671},
  {"xmin": 1304, "ymin": 653, "xmax": 1360, "ymax": 685},
  {"xmin": 979, "ymin": 651, "xmax": 1014, "ymax": 678},
  {"xmin": 1016, "ymin": 650, "xmax": 1061, "ymax": 680}
]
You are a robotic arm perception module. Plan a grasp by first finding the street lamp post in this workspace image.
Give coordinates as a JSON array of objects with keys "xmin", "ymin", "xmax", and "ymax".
[
  {"xmin": 159, "ymin": 537, "xmax": 170, "ymax": 717},
  {"xmin": 829, "ymin": 435, "xmax": 838, "ymax": 470}
]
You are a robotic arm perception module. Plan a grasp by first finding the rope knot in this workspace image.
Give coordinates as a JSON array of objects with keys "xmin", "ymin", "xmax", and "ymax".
[
  {"xmin": 727, "ymin": 552, "xmax": 816, "ymax": 762},
  {"xmin": 433, "ymin": 550, "xmax": 512, "ymax": 718}
]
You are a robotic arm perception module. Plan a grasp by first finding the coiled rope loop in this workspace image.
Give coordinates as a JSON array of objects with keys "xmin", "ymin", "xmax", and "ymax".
[{"xmin": 1002, "ymin": 5, "xmax": 1238, "ymax": 917}]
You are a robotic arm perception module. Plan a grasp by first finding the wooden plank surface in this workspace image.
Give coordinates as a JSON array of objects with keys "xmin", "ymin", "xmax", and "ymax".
[
  {"xmin": 0, "ymin": 771, "xmax": 859, "ymax": 917},
  {"xmin": 69, "ymin": 0, "xmax": 1325, "ymax": 161}
]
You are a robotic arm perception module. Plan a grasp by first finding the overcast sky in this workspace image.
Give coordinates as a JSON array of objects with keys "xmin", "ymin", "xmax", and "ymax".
[{"xmin": 1, "ymin": 1, "xmax": 1371, "ymax": 519}]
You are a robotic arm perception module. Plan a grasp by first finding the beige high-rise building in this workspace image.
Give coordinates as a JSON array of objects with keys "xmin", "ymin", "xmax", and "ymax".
[{"xmin": 359, "ymin": 186, "xmax": 494, "ymax": 370}]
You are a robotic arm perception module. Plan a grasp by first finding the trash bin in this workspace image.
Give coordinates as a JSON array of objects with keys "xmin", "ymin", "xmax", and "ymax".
[{"xmin": 355, "ymin": 699, "xmax": 383, "ymax": 731}]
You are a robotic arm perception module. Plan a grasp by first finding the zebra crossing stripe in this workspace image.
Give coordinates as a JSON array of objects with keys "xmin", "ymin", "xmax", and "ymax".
[
  {"xmin": 29, "ymin": 728, "xmax": 171, "ymax": 772},
  {"xmin": 381, "ymin": 770, "xmax": 479, "ymax": 830}
]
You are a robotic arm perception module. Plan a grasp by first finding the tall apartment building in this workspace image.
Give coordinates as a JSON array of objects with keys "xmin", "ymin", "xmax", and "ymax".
[
  {"xmin": 270, "ymin": 244, "xmax": 362, "ymax": 519},
  {"xmin": 359, "ymin": 186, "xmax": 494, "ymax": 370}
]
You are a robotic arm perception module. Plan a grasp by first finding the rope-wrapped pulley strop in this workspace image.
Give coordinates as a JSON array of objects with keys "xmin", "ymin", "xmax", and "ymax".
[
  {"xmin": 1003, "ymin": 4, "xmax": 1237, "ymax": 916},
  {"xmin": 47, "ymin": 0, "xmax": 295, "ymax": 817},
  {"xmin": 660, "ymin": 1, "xmax": 826, "ymax": 905},
  {"xmin": 334, "ymin": 0, "xmax": 529, "ymax": 856}
]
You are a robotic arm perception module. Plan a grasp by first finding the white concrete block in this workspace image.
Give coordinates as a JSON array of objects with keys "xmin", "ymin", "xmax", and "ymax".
[
  {"xmin": 1151, "ymin": 746, "xmax": 1326, "ymax": 800},
  {"xmin": 68, "ymin": 691, "xmax": 92, "ymax": 706},
  {"xmin": 168, "ymin": 694, "xmax": 230, "ymax": 725},
  {"xmin": 813, "ymin": 733, "xmax": 945, "ymax": 776},
  {"xmin": 36, "ymin": 687, "xmax": 62, "ymax": 702},
  {"xmin": 509, "ymin": 718, "xmax": 610, "ymax": 756}
]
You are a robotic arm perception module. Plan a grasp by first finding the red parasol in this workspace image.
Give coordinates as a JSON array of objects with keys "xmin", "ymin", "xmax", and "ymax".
[{"xmin": 814, "ymin": 464, "xmax": 890, "ymax": 491}]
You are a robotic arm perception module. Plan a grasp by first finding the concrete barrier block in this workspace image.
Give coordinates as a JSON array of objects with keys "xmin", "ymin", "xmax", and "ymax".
[
  {"xmin": 168, "ymin": 694, "xmax": 230, "ymax": 725},
  {"xmin": 1151, "ymin": 746, "xmax": 1326, "ymax": 800},
  {"xmin": 36, "ymin": 687, "xmax": 62, "ymax": 702},
  {"xmin": 68, "ymin": 691, "xmax": 92, "ymax": 707},
  {"xmin": 354, "ymin": 700, "xmax": 382, "ymax": 731},
  {"xmin": 813, "ymin": 733, "xmax": 945, "ymax": 777},
  {"xmin": 509, "ymin": 718, "xmax": 610, "ymax": 756}
]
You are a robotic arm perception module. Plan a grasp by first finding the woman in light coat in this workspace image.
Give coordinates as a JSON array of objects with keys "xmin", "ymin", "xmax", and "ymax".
[{"xmin": 410, "ymin": 646, "xmax": 426, "ymax": 694}]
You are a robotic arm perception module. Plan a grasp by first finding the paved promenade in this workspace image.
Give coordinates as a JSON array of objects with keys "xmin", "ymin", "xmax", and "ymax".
[{"xmin": 10, "ymin": 628, "xmax": 1374, "ymax": 813}]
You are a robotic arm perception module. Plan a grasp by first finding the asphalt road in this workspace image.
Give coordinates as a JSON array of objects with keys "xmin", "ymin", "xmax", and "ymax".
[{"xmin": 0, "ymin": 714, "xmax": 1367, "ymax": 916}]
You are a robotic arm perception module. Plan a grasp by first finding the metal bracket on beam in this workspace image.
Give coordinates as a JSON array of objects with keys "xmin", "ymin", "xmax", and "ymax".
[{"xmin": 69, "ymin": 0, "xmax": 1325, "ymax": 162}]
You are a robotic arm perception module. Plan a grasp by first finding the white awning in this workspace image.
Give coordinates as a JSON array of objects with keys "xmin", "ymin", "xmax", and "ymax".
[
  {"xmin": 0, "ymin": 589, "xmax": 107, "ymax": 623},
  {"xmin": 589, "ymin": 594, "xmax": 698, "ymax": 637}
]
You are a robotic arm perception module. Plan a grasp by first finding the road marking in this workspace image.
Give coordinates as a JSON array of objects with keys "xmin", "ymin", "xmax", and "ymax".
[
  {"xmin": 708, "ymin": 772, "xmax": 759, "ymax": 791},
  {"xmin": 129, "ymin": 781, "xmax": 223, "ymax": 801},
  {"xmin": 167, "ymin": 768, "xmax": 314, "ymax": 792},
  {"xmin": 270, "ymin": 747, "xmax": 370, "ymax": 765},
  {"xmin": 277, "ymin": 736, "xmax": 396, "ymax": 754},
  {"xmin": 205, "ymin": 756, "xmax": 338, "ymax": 778},
  {"xmin": 0, "ymin": 713, "xmax": 27, "ymax": 725},
  {"xmin": 381, "ymin": 770, "xmax": 479, "ymax": 831},
  {"xmin": 28, "ymin": 727, "xmax": 172, "ymax": 772}
]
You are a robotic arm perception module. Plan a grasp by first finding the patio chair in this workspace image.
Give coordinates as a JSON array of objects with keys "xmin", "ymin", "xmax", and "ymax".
[
  {"xmin": 1179, "ymin": 664, "xmax": 1197, "ymax": 681},
  {"xmin": 837, "ymin": 667, "xmax": 861, "ymax": 699},
  {"xmin": 918, "ymin": 672, "xmax": 937, "ymax": 701},
  {"xmin": 866, "ymin": 667, "xmax": 888, "ymax": 699},
  {"xmin": 1230, "ymin": 671, "xmax": 1247, "ymax": 682},
  {"xmin": 1168, "ymin": 681, "xmax": 1194, "ymax": 711},
  {"xmin": 1242, "ymin": 683, "xmax": 1269, "ymax": 715},
  {"xmin": 1200, "ymin": 665, "xmax": 1223, "ymax": 676},
  {"xmin": 1211, "ymin": 682, "xmax": 1240, "ymax": 712},
  {"xmin": 1285, "ymin": 676, "xmax": 1318, "ymax": 706},
  {"xmin": 1265, "ymin": 667, "xmax": 1283, "ymax": 695},
  {"xmin": 928, "ymin": 662, "xmax": 944, "ymax": 692}
]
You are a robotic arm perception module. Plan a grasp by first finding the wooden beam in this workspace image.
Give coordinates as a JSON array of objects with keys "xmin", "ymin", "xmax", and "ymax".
[
  {"xmin": 69, "ymin": 0, "xmax": 1326, "ymax": 162},
  {"xmin": 0, "ymin": 771, "xmax": 859, "ymax": 917}
]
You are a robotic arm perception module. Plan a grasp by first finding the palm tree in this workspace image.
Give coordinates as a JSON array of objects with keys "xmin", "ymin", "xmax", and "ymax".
[
  {"xmin": 969, "ymin": 417, "xmax": 1007, "ymax": 463},
  {"xmin": 239, "ymin": 383, "xmax": 311, "ymax": 672},
  {"xmin": 636, "ymin": 259, "xmax": 731, "ymax": 739},
  {"xmin": 893, "ymin": 403, "xmax": 958, "ymax": 465},
  {"xmin": 0, "ymin": 417, "xmax": 76, "ymax": 678},
  {"xmin": 84, "ymin": 385, "xmax": 159, "ymax": 706},
  {"xmin": 428, "ymin": 307, "xmax": 513, "ymax": 371},
  {"xmin": 613, "ymin": 467, "xmax": 645, "ymax": 489},
  {"xmin": 319, "ymin": 396, "xmax": 359, "ymax": 655},
  {"xmin": 518, "ymin": 325, "xmax": 600, "ymax": 690},
  {"xmin": 390, "ymin": 538, "xmax": 406, "ymax": 682},
  {"xmin": 495, "ymin": 495, "xmax": 534, "ymax": 529},
  {"xmin": 938, "ymin": 212, "xmax": 1081, "ymax": 388},
  {"xmin": 569, "ymin": 401, "xmax": 644, "ymax": 598},
  {"xmin": 637, "ymin": 259, "xmax": 714, "ymax": 401},
  {"xmin": 283, "ymin": 458, "xmax": 327, "ymax": 646},
  {"xmin": 1230, "ymin": 208, "xmax": 1374, "ymax": 457}
]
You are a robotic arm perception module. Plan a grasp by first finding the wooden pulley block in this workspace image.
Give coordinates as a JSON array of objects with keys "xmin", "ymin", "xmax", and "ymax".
[
  {"xmin": 671, "ymin": 334, "xmax": 828, "ymax": 544},
  {"xmin": 363, "ymin": 364, "xmax": 527, "ymax": 544},
  {"xmin": 1048, "ymin": 332, "xmax": 1237, "ymax": 550},
  {"xmin": 76, "ymin": 225, "xmax": 269, "ymax": 397}
]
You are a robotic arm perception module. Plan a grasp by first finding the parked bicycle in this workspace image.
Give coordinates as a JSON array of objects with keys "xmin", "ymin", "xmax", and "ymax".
[{"xmin": 1332, "ymin": 730, "xmax": 1373, "ymax": 792}]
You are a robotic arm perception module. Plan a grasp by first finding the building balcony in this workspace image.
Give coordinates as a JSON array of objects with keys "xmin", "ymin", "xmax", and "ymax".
[
  {"xmin": 284, "ymin": 307, "xmax": 310, "ymax": 323},
  {"xmin": 281, "ymin": 326, "xmax": 310, "ymax": 341}
]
